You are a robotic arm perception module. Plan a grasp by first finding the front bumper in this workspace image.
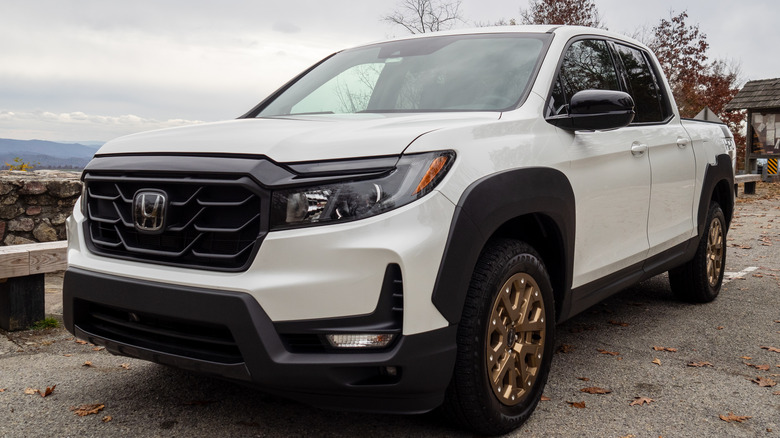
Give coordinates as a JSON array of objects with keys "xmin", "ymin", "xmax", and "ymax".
[{"xmin": 63, "ymin": 267, "xmax": 458, "ymax": 413}]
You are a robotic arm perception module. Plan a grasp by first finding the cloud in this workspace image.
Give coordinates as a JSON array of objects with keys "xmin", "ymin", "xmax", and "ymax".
[
  {"xmin": 0, "ymin": 110, "xmax": 202, "ymax": 142},
  {"xmin": 273, "ymin": 21, "xmax": 301, "ymax": 34}
]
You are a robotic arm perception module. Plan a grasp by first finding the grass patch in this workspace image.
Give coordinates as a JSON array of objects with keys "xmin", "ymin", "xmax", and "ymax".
[{"xmin": 31, "ymin": 317, "xmax": 59, "ymax": 330}]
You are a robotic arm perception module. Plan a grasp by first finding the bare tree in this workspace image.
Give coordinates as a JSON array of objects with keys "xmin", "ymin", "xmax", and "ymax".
[
  {"xmin": 519, "ymin": 0, "xmax": 606, "ymax": 28},
  {"xmin": 382, "ymin": 0, "xmax": 464, "ymax": 34}
]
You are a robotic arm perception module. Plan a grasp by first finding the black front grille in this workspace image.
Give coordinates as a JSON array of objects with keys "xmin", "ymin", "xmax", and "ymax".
[
  {"xmin": 84, "ymin": 173, "xmax": 267, "ymax": 271},
  {"xmin": 77, "ymin": 300, "xmax": 243, "ymax": 364}
]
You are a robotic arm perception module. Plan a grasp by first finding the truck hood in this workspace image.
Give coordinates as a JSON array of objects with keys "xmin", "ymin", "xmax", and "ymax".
[{"xmin": 97, "ymin": 113, "xmax": 500, "ymax": 163}]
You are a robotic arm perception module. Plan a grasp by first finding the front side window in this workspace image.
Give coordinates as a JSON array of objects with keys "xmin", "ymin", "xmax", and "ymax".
[
  {"xmin": 256, "ymin": 34, "xmax": 549, "ymax": 116},
  {"xmin": 549, "ymin": 39, "xmax": 620, "ymax": 115},
  {"xmin": 614, "ymin": 44, "xmax": 664, "ymax": 123}
]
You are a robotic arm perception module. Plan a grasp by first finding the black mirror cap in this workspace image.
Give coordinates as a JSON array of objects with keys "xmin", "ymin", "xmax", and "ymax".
[{"xmin": 547, "ymin": 90, "xmax": 635, "ymax": 131}]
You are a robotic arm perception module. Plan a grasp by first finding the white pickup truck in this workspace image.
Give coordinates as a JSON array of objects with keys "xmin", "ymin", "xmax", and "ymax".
[{"xmin": 64, "ymin": 25, "xmax": 735, "ymax": 435}]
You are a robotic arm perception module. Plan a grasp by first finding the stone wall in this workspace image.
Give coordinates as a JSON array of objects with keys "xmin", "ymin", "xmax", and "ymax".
[{"xmin": 0, "ymin": 170, "xmax": 82, "ymax": 246}]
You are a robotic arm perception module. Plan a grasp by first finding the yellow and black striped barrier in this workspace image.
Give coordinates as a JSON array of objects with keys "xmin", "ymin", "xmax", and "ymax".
[{"xmin": 768, "ymin": 158, "xmax": 778, "ymax": 175}]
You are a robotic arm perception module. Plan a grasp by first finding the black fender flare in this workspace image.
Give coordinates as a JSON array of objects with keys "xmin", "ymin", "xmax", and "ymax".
[
  {"xmin": 697, "ymin": 154, "xmax": 734, "ymax": 234},
  {"xmin": 431, "ymin": 167, "xmax": 576, "ymax": 324}
]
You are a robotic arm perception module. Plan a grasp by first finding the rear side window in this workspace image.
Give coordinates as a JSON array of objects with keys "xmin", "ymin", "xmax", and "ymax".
[
  {"xmin": 549, "ymin": 39, "xmax": 620, "ymax": 116},
  {"xmin": 614, "ymin": 44, "xmax": 665, "ymax": 123}
]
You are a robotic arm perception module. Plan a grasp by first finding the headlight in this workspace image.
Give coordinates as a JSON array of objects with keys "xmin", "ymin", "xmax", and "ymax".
[{"xmin": 270, "ymin": 151, "xmax": 454, "ymax": 230}]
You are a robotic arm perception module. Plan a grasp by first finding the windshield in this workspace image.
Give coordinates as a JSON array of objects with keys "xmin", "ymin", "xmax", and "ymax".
[{"xmin": 255, "ymin": 34, "xmax": 549, "ymax": 117}]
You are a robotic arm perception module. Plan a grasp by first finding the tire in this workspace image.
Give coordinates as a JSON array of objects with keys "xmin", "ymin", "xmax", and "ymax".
[
  {"xmin": 442, "ymin": 239, "xmax": 555, "ymax": 436},
  {"xmin": 668, "ymin": 202, "xmax": 727, "ymax": 303}
]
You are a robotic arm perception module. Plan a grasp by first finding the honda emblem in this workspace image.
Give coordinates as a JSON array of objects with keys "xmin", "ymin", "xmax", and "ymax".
[{"xmin": 133, "ymin": 190, "xmax": 167, "ymax": 233}]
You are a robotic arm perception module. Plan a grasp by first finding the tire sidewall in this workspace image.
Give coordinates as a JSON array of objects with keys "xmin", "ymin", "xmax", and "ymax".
[{"xmin": 471, "ymin": 244, "xmax": 556, "ymax": 426}]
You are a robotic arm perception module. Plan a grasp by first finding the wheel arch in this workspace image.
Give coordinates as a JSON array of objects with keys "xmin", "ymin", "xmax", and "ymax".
[
  {"xmin": 431, "ymin": 167, "xmax": 575, "ymax": 325},
  {"xmin": 697, "ymin": 154, "xmax": 735, "ymax": 234}
]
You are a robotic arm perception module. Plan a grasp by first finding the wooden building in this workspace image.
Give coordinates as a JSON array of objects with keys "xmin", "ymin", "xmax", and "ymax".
[{"xmin": 724, "ymin": 78, "xmax": 780, "ymax": 173}]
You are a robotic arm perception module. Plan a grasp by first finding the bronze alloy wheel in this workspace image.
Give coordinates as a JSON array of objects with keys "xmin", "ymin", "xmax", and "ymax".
[
  {"xmin": 706, "ymin": 216, "xmax": 724, "ymax": 288},
  {"xmin": 485, "ymin": 272, "xmax": 546, "ymax": 406}
]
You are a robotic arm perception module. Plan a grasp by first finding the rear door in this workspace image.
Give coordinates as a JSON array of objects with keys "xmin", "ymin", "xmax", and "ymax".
[{"xmin": 612, "ymin": 43, "xmax": 696, "ymax": 255}]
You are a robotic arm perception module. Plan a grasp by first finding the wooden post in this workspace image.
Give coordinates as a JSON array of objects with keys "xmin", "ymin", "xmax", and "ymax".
[{"xmin": 0, "ymin": 274, "xmax": 45, "ymax": 331}]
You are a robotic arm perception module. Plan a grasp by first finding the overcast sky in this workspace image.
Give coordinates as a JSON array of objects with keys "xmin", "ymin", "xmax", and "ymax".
[{"xmin": 1, "ymin": 0, "xmax": 776, "ymax": 143}]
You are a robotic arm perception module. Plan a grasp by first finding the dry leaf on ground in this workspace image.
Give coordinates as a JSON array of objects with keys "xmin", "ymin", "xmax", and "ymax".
[
  {"xmin": 24, "ymin": 388, "xmax": 36, "ymax": 395},
  {"xmin": 119, "ymin": 363, "xmax": 130, "ymax": 370},
  {"xmin": 687, "ymin": 361, "xmax": 713, "ymax": 368},
  {"xmin": 558, "ymin": 344, "xmax": 574, "ymax": 353},
  {"xmin": 581, "ymin": 387, "xmax": 612, "ymax": 394},
  {"xmin": 745, "ymin": 363, "xmax": 771, "ymax": 371},
  {"xmin": 566, "ymin": 401, "xmax": 586, "ymax": 408},
  {"xmin": 71, "ymin": 404, "xmax": 105, "ymax": 416},
  {"xmin": 751, "ymin": 376, "xmax": 777, "ymax": 387},
  {"xmin": 92, "ymin": 347, "xmax": 104, "ymax": 351},
  {"xmin": 540, "ymin": 395, "xmax": 551, "ymax": 401},
  {"xmin": 652, "ymin": 358, "xmax": 662, "ymax": 366},
  {"xmin": 597, "ymin": 349, "xmax": 620, "ymax": 356},
  {"xmin": 74, "ymin": 340, "xmax": 88, "ymax": 345},
  {"xmin": 102, "ymin": 416, "xmax": 113, "ymax": 423},
  {"xmin": 629, "ymin": 396, "xmax": 654, "ymax": 406},
  {"xmin": 609, "ymin": 320, "xmax": 630, "ymax": 327},
  {"xmin": 577, "ymin": 377, "xmax": 590, "ymax": 381},
  {"xmin": 82, "ymin": 361, "xmax": 94, "ymax": 367},
  {"xmin": 40, "ymin": 385, "xmax": 56, "ymax": 398},
  {"xmin": 653, "ymin": 346, "xmax": 678, "ymax": 352},
  {"xmin": 761, "ymin": 346, "xmax": 780, "ymax": 353},
  {"xmin": 741, "ymin": 356, "xmax": 753, "ymax": 360},
  {"xmin": 719, "ymin": 412, "xmax": 752, "ymax": 423},
  {"xmin": 0, "ymin": 389, "xmax": 5, "ymax": 392}
]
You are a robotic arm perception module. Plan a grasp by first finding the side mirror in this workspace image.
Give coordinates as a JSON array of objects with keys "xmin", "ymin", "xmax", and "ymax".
[{"xmin": 547, "ymin": 90, "xmax": 635, "ymax": 131}]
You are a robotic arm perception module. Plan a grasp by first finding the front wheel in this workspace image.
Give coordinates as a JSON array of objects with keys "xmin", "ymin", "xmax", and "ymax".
[
  {"xmin": 669, "ymin": 202, "xmax": 727, "ymax": 303},
  {"xmin": 442, "ymin": 239, "xmax": 555, "ymax": 436}
]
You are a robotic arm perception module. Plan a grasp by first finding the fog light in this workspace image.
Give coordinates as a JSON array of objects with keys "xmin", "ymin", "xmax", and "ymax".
[{"xmin": 325, "ymin": 333, "xmax": 395, "ymax": 348}]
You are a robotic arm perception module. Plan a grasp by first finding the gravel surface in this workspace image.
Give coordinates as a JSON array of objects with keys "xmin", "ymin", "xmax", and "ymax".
[{"xmin": 1, "ymin": 183, "xmax": 779, "ymax": 437}]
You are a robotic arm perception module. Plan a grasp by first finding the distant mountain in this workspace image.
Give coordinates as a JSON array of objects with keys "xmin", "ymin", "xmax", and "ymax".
[{"xmin": 0, "ymin": 138, "xmax": 100, "ymax": 170}]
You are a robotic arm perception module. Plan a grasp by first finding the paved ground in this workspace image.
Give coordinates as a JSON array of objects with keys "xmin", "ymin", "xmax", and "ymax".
[{"xmin": 1, "ymin": 183, "xmax": 779, "ymax": 437}]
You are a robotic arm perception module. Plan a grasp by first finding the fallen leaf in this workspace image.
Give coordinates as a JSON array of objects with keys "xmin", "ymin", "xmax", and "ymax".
[
  {"xmin": 102, "ymin": 416, "xmax": 113, "ymax": 423},
  {"xmin": 652, "ymin": 358, "xmax": 662, "ymax": 366},
  {"xmin": 119, "ymin": 363, "xmax": 131, "ymax": 370},
  {"xmin": 0, "ymin": 389, "xmax": 6, "ymax": 392},
  {"xmin": 741, "ymin": 356, "xmax": 753, "ymax": 360},
  {"xmin": 751, "ymin": 376, "xmax": 777, "ymax": 387},
  {"xmin": 597, "ymin": 349, "xmax": 620, "ymax": 356},
  {"xmin": 581, "ymin": 387, "xmax": 612, "ymax": 394},
  {"xmin": 716, "ymin": 326, "xmax": 725, "ymax": 330},
  {"xmin": 719, "ymin": 412, "xmax": 752, "ymax": 423},
  {"xmin": 63, "ymin": 354, "xmax": 73, "ymax": 357},
  {"xmin": 620, "ymin": 435, "xmax": 636, "ymax": 438},
  {"xmin": 92, "ymin": 347, "xmax": 104, "ymax": 351},
  {"xmin": 558, "ymin": 344, "xmax": 574, "ymax": 353},
  {"xmin": 761, "ymin": 346, "xmax": 780, "ymax": 353},
  {"xmin": 71, "ymin": 404, "xmax": 105, "ymax": 416},
  {"xmin": 577, "ymin": 377, "xmax": 591, "ymax": 381},
  {"xmin": 40, "ymin": 385, "xmax": 56, "ymax": 398},
  {"xmin": 687, "ymin": 361, "xmax": 713, "ymax": 368},
  {"xmin": 540, "ymin": 395, "xmax": 551, "ymax": 401},
  {"xmin": 745, "ymin": 363, "xmax": 771, "ymax": 371},
  {"xmin": 629, "ymin": 396, "xmax": 654, "ymax": 406},
  {"xmin": 653, "ymin": 346, "xmax": 678, "ymax": 352},
  {"xmin": 609, "ymin": 320, "xmax": 630, "ymax": 327},
  {"xmin": 774, "ymin": 391, "xmax": 780, "ymax": 395},
  {"xmin": 82, "ymin": 361, "xmax": 94, "ymax": 367},
  {"xmin": 566, "ymin": 401, "xmax": 586, "ymax": 408},
  {"xmin": 74, "ymin": 340, "xmax": 88, "ymax": 345},
  {"xmin": 24, "ymin": 388, "xmax": 37, "ymax": 395}
]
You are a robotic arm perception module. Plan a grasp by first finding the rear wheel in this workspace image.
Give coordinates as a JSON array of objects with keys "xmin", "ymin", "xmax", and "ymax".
[
  {"xmin": 442, "ymin": 239, "xmax": 555, "ymax": 436},
  {"xmin": 669, "ymin": 202, "xmax": 727, "ymax": 303}
]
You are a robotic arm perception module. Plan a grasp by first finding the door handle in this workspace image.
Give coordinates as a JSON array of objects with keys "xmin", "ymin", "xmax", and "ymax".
[
  {"xmin": 631, "ymin": 142, "xmax": 647, "ymax": 157},
  {"xmin": 677, "ymin": 137, "xmax": 690, "ymax": 149}
]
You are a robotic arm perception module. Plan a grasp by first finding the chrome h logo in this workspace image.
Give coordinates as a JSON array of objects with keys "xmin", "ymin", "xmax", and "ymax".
[{"xmin": 133, "ymin": 190, "xmax": 167, "ymax": 233}]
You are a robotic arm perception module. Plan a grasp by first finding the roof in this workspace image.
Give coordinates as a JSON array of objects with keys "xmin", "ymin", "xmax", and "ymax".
[{"xmin": 724, "ymin": 78, "xmax": 780, "ymax": 111}]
